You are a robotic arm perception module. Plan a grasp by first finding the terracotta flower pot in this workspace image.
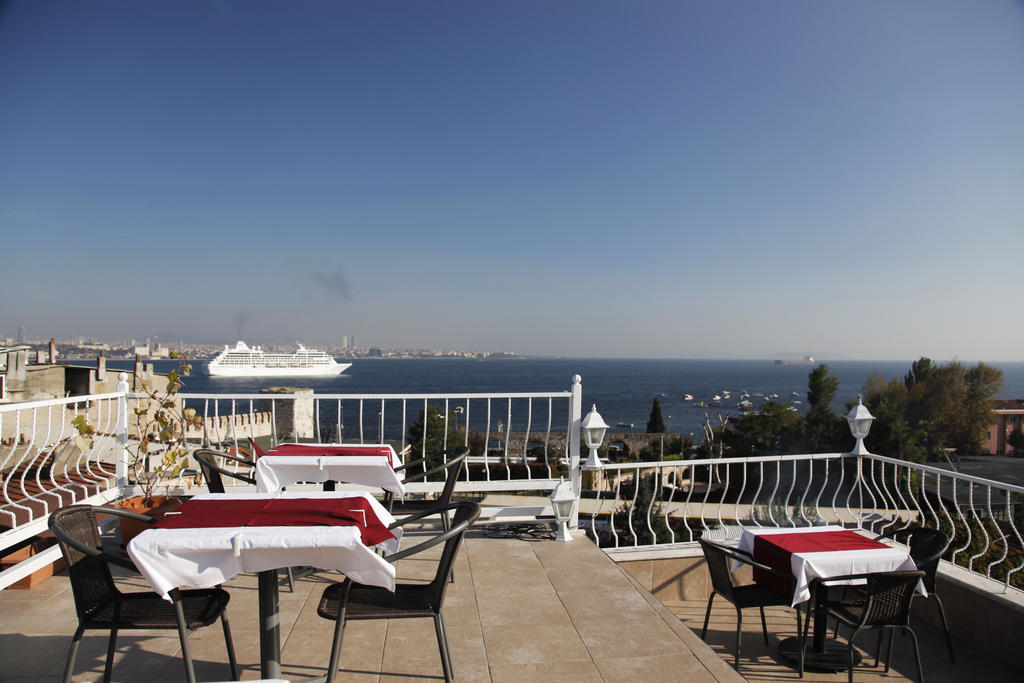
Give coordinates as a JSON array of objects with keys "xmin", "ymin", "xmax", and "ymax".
[{"xmin": 116, "ymin": 495, "xmax": 183, "ymax": 546}]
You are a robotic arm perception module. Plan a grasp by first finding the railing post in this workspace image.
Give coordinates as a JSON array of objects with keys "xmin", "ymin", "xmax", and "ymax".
[
  {"xmin": 568, "ymin": 375, "xmax": 582, "ymax": 528},
  {"xmin": 115, "ymin": 372, "xmax": 131, "ymax": 487},
  {"xmin": 856, "ymin": 453, "xmax": 864, "ymax": 529}
]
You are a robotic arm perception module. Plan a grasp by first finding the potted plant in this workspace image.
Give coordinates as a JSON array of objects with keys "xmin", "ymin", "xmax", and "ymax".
[{"xmin": 73, "ymin": 351, "xmax": 202, "ymax": 544}]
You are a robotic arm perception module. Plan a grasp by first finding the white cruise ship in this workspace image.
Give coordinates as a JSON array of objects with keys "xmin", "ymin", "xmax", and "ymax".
[{"xmin": 204, "ymin": 341, "xmax": 351, "ymax": 377}]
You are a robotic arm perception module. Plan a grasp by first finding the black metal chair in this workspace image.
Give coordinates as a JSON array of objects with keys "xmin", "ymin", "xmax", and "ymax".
[
  {"xmin": 316, "ymin": 500, "xmax": 481, "ymax": 683},
  {"xmin": 802, "ymin": 570, "xmax": 926, "ymax": 683},
  {"xmin": 876, "ymin": 525, "xmax": 954, "ymax": 662},
  {"xmin": 698, "ymin": 538, "xmax": 801, "ymax": 671},
  {"xmin": 48, "ymin": 505, "xmax": 238, "ymax": 683},
  {"xmin": 193, "ymin": 448, "xmax": 258, "ymax": 491},
  {"xmin": 386, "ymin": 447, "xmax": 469, "ymax": 531}
]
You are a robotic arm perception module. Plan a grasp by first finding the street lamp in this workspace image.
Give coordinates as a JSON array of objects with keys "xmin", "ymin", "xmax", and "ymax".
[
  {"xmin": 846, "ymin": 395, "xmax": 874, "ymax": 455},
  {"xmin": 581, "ymin": 404, "xmax": 609, "ymax": 469},
  {"xmin": 549, "ymin": 477, "xmax": 576, "ymax": 542}
]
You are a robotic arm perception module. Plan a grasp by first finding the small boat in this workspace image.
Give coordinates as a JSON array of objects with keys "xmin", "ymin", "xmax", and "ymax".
[
  {"xmin": 617, "ymin": 422, "xmax": 635, "ymax": 429},
  {"xmin": 712, "ymin": 394, "xmax": 722, "ymax": 401},
  {"xmin": 708, "ymin": 399, "xmax": 723, "ymax": 407},
  {"xmin": 738, "ymin": 400, "xmax": 754, "ymax": 412},
  {"xmin": 683, "ymin": 394, "xmax": 694, "ymax": 401}
]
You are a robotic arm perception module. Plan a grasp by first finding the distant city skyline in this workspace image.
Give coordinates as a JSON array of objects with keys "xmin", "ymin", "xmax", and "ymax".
[{"xmin": 2, "ymin": 1, "xmax": 1022, "ymax": 360}]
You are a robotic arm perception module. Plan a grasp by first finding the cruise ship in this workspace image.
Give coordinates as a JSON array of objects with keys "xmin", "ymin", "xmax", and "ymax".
[{"xmin": 204, "ymin": 341, "xmax": 351, "ymax": 377}]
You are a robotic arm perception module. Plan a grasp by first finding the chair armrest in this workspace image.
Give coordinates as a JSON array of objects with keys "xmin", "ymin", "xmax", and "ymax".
[
  {"xmin": 387, "ymin": 502, "xmax": 459, "ymax": 530},
  {"xmin": 384, "ymin": 515, "xmax": 471, "ymax": 563}
]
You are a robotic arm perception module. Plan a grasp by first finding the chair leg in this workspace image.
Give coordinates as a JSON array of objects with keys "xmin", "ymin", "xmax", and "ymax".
[
  {"xmin": 701, "ymin": 592, "xmax": 716, "ymax": 640},
  {"xmin": 847, "ymin": 627, "xmax": 861, "ymax": 683},
  {"xmin": 103, "ymin": 626, "xmax": 118, "ymax": 683},
  {"xmin": 285, "ymin": 566, "xmax": 295, "ymax": 592},
  {"xmin": 874, "ymin": 628, "xmax": 883, "ymax": 668},
  {"xmin": 905, "ymin": 626, "xmax": 924, "ymax": 682},
  {"xmin": 434, "ymin": 610, "xmax": 454, "ymax": 683},
  {"xmin": 221, "ymin": 611, "xmax": 239, "ymax": 680},
  {"xmin": 62, "ymin": 624, "xmax": 86, "ymax": 683},
  {"xmin": 885, "ymin": 629, "xmax": 896, "ymax": 673},
  {"xmin": 326, "ymin": 587, "xmax": 350, "ymax": 683},
  {"xmin": 326, "ymin": 615, "xmax": 347, "ymax": 683},
  {"xmin": 934, "ymin": 594, "xmax": 956, "ymax": 663},
  {"xmin": 759, "ymin": 606, "xmax": 769, "ymax": 645},
  {"xmin": 174, "ymin": 599, "xmax": 198, "ymax": 683},
  {"xmin": 734, "ymin": 607, "xmax": 743, "ymax": 670}
]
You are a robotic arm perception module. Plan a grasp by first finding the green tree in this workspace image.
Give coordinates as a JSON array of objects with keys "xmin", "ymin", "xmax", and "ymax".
[
  {"xmin": 646, "ymin": 397, "xmax": 666, "ymax": 433},
  {"xmin": 720, "ymin": 402, "xmax": 804, "ymax": 457},
  {"xmin": 407, "ymin": 405, "xmax": 466, "ymax": 467},
  {"xmin": 806, "ymin": 364, "xmax": 846, "ymax": 451},
  {"xmin": 864, "ymin": 359, "xmax": 1003, "ymax": 461},
  {"xmin": 1008, "ymin": 427, "xmax": 1024, "ymax": 457}
]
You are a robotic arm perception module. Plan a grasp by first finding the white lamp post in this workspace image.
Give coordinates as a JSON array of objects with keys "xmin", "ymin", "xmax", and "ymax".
[
  {"xmin": 581, "ymin": 404, "xmax": 609, "ymax": 469},
  {"xmin": 549, "ymin": 477, "xmax": 576, "ymax": 541},
  {"xmin": 846, "ymin": 395, "xmax": 874, "ymax": 456}
]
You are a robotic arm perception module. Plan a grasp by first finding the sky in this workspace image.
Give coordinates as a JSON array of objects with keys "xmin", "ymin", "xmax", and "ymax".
[{"xmin": 1, "ymin": 1, "xmax": 1022, "ymax": 360}]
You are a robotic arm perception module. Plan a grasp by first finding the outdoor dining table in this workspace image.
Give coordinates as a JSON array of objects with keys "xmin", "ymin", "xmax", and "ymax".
[
  {"xmin": 127, "ymin": 490, "xmax": 400, "ymax": 679},
  {"xmin": 254, "ymin": 442, "xmax": 405, "ymax": 496},
  {"xmin": 736, "ymin": 525, "xmax": 921, "ymax": 670}
]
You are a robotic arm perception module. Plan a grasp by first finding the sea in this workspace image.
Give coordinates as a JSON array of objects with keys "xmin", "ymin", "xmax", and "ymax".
[{"xmin": 106, "ymin": 358, "xmax": 1024, "ymax": 442}]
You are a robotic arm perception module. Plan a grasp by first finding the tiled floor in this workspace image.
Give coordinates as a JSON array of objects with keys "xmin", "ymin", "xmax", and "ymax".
[
  {"xmin": 3, "ymin": 525, "xmax": 1016, "ymax": 682},
  {"xmin": 0, "ymin": 526, "xmax": 742, "ymax": 682},
  {"xmin": 666, "ymin": 599, "xmax": 1019, "ymax": 682}
]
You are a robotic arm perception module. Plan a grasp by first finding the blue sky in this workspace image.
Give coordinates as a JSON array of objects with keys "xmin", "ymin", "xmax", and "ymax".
[{"xmin": 1, "ymin": 1, "xmax": 1022, "ymax": 359}]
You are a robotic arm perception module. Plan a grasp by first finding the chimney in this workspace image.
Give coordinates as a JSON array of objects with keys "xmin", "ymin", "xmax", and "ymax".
[
  {"xmin": 97, "ymin": 355, "xmax": 107, "ymax": 381},
  {"xmin": 49, "ymin": 338, "xmax": 57, "ymax": 364}
]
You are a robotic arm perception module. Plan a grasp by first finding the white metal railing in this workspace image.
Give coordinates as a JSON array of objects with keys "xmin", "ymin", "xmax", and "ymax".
[
  {"xmin": 0, "ymin": 375, "xmax": 583, "ymax": 588},
  {"xmin": 588, "ymin": 452, "xmax": 1024, "ymax": 593},
  {"xmin": 5, "ymin": 375, "xmax": 1023, "ymax": 596}
]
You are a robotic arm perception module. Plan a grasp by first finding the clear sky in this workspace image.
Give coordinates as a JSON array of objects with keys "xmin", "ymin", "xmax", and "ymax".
[{"xmin": 2, "ymin": 1, "xmax": 1022, "ymax": 359}]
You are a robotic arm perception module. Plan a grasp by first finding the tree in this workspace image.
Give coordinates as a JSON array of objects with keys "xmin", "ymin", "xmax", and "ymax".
[
  {"xmin": 864, "ymin": 358, "xmax": 1003, "ymax": 461},
  {"xmin": 805, "ymin": 364, "xmax": 846, "ymax": 452},
  {"xmin": 1007, "ymin": 427, "xmax": 1024, "ymax": 457},
  {"xmin": 720, "ymin": 402, "xmax": 804, "ymax": 457},
  {"xmin": 646, "ymin": 397, "xmax": 666, "ymax": 433},
  {"xmin": 407, "ymin": 405, "xmax": 466, "ymax": 468}
]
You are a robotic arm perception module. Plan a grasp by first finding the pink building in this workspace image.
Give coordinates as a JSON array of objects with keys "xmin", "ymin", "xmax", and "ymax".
[{"xmin": 985, "ymin": 398, "xmax": 1024, "ymax": 455}]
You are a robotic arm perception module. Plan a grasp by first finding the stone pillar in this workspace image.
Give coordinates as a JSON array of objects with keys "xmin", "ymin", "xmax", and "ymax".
[
  {"xmin": 48, "ymin": 338, "xmax": 57, "ymax": 363},
  {"xmin": 259, "ymin": 387, "xmax": 315, "ymax": 441},
  {"xmin": 96, "ymin": 356, "xmax": 107, "ymax": 381}
]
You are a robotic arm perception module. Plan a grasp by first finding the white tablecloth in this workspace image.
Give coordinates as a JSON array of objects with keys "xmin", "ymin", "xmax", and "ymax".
[
  {"xmin": 255, "ymin": 455, "xmax": 405, "ymax": 495},
  {"xmin": 127, "ymin": 491, "xmax": 400, "ymax": 601},
  {"xmin": 737, "ymin": 526, "xmax": 921, "ymax": 606}
]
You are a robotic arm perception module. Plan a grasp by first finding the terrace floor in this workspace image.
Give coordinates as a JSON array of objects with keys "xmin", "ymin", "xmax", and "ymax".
[{"xmin": 0, "ymin": 521, "xmax": 1017, "ymax": 682}]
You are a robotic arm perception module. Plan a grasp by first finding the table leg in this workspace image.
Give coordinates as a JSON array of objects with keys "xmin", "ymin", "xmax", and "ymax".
[
  {"xmin": 778, "ymin": 590, "xmax": 862, "ymax": 671},
  {"xmin": 258, "ymin": 569, "xmax": 281, "ymax": 679}
]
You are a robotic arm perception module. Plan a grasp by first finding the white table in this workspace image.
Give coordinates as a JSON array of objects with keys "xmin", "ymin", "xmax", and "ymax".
[
  {"xmin": 737, "ymin": 525, "xmax": 920, "ymax": 671},
  {"xmin": 736, "ymin": 525, "xmax": 920, "ymax": 606},
  {"xmin": 127, "ymin": 491, "xmax": 399, "ymax": 678},
  {"xmin": 254, "ymin": 443, "xmax": 405, "ymax": 496}
]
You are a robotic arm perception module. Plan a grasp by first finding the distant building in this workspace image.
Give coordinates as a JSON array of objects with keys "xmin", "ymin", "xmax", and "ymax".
[{"xmin": 985, "ymin": 399, "xmax": 1024, "ymax": 455}]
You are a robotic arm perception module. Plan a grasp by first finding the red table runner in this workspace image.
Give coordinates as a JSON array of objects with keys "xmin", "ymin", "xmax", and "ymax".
[
  {"xmin": 266, "ymin": 444, "xmax": 394, "ymax": 467},
  {"xmin": 153, "ymin": 496, "xmax": 394, "ymax": 546},
  {"xmin": 752, "ymin": 530, "xmax": 888, "ymax": 597}
]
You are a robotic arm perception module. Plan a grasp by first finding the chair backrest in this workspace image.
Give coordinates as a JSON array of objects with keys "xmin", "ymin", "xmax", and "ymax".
[
  {"xmin": 399, "ymin": 447, "xmax": 469, "ymax": 504},
  {"xmin": 194, "ymin": 449, "xmax": 256, "ymax": 493},
  {"xmin": 906, "ymin": 527, "xmax": 949, "ymax": 592},
  {"xmin": 699, "ymin": 538, "xmax": 737, "ymax": 601},
  {"xmin": 48, "ymin": 505, "xmax": 119, "ymax": 620},
  {"xmin": 881, "ymin": 526, "xmax": 949, "ymax": 592},
  {"xmin": 391, "ymin": 500, "xmax": 480, "ymax": 607},
  {"xmin": 860, "ymin": 570, "xmax": 925, "ymax": 628}
]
